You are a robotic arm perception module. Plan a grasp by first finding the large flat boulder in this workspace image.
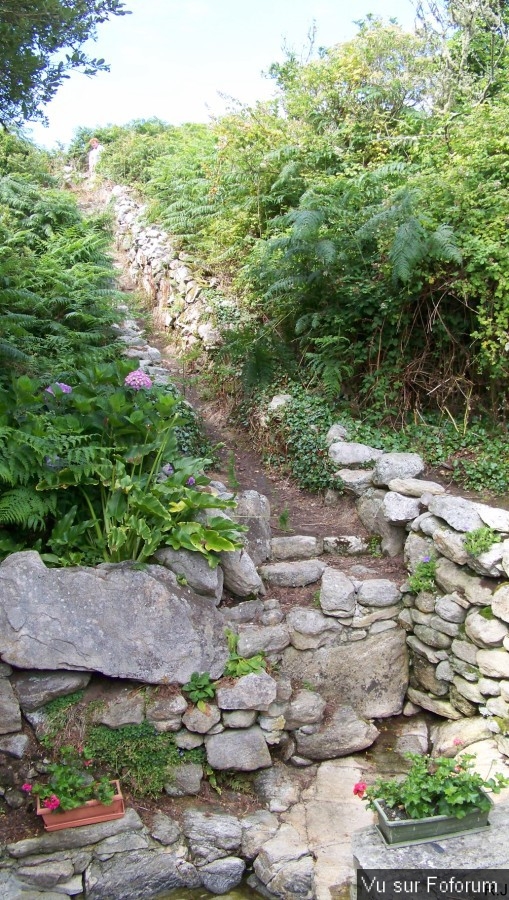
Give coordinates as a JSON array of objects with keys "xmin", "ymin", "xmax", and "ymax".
[
  {"xmin": 281, "ymin": 628, "xmax": 408, "ymax": 719},
  {"xmin": 0, "ymin": 552, "xmax": 228, "ymax": 684}
]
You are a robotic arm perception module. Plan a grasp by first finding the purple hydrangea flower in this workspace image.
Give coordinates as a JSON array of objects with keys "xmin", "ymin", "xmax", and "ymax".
[
  {"xmin": 45, "ymin": 382, "xmax": 72, "ymax": 396},
  {"xmin": 186, "ymin": 476, "xmax": 196, "ymax": 486},
  {"xmin": 124, "ymin": 370, "xmax": 153, "ymax": 390},
  {"xmin": 161, "ymin": 464, "xmax": 174, "ymax": 476}
]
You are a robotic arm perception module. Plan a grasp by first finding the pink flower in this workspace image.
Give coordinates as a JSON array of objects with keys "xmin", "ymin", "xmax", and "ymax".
[
  {"xmin": 124, "ymin": 369, "xmax": 153, "ymax": 390},
  {"xmin": 453, "ymin": 737, "xmax": 463, "ymax": 746},
  {"xmin": 45, "ymin": 382, "xmax": 72, "ymax": 396},
  {"xmin": 43, "ymin": 795, "xmax": 60, "ymax": 810},
  {"xmin": 83, "ymin": 759, "xmax": 93, "ymax": 767},
  {"xmin": 21, "ymin": 783, "xmax": 32, "ymax": 792},
  {"xmin": 353, "ymin": 781, "xmax": 367, "ymax": 798}
]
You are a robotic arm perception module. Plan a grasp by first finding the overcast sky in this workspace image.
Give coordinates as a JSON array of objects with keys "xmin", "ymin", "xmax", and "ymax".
[{"xmin": 28, "ymin": 0, "xmax": 417, "ymax": 149}]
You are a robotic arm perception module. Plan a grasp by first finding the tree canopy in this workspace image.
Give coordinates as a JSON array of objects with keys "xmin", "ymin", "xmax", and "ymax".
[{"xmin": 0, "ymin": 0, "xmax": 130, "ymax": 126}]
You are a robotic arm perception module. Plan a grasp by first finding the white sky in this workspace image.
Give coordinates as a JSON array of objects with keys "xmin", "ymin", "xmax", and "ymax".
[{"xmin": 28, "ymin": 0, "xmax": 417, "ymax": 149}]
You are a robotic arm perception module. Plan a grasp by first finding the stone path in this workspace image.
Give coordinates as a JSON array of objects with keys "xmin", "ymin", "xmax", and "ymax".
[{"xmin": 283, "ymin": 758, "xmax": 376, "ymax": 900}]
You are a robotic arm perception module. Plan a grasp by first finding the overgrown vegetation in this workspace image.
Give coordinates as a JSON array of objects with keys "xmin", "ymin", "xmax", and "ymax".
[{"xmin": 82, "ymin": 5, "xmax": 509, "ymax": 497}]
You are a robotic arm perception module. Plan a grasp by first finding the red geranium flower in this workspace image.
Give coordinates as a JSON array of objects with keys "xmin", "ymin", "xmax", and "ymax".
[{"xmin": 353, "ymin": 781, "xmax": 367, "ymax": 798}]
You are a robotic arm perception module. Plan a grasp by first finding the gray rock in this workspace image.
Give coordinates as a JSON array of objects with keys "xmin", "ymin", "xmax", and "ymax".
[
  {"xmin": 413, "ymin": 624, "xmax": 452, "ymax": 650},
  {"xmin": 153, "ymin": 547, "xmax": 223, "ymax": 603},
  {"xmin": 392, "ymin": 717, "xmax": 429, "ymax": 755},
  {"xmin": 356, "ymin": 488, "xmax": 387, "ymax": 534},
  {"xmin": 452, "ymin": 675, "xmax": 483, "ymax": 704},
  {"xmin": 388, "ymin": 478, "xmax": 445, "ymax": 497},
  {"xmin": 412, "ymin": 513, "xmax": 443, "ymax": 536},
  {"xmin": 478, "ymin": 677, "xmax": 501, "ymax": 696},
  {"xmin": 382, "ymin": 492, "xmax": 421, "ymax": 525},
  {"xmin": 164, "ymin": 762, "xmax": 203, "ymax": 796},
  {"xmin": 328, "ymin": 442, "xmax": 382, "ymax": 466},
  {"xmin": 254, "ymin": 764, "xmax": 302, "ymax": 813},
  {"xmin": 295, "ymin": 705, "xmax": 379, "ymax": 759},
  {"xmin": 174, "ymin": 729, "xmax": 204, "ymax": 749},
  {"xmin": 357, "ymin": 579, "xmax": 401, "ymax": 608},
  {"xmin": 493, "ymin": 585, "xmax": 509, "ymax": 623},
  {"xmin": 222, "ymin": 599, "xmax": 263, "ymax": 624},
  {"xmin": 182, "ymin": 810, "xmax": 242, "ymax": 866},
  {"xmin": 354, "ymin": 605, "xmax": 401, "ymax": 629},
  {"xmin": 404, "ymin": 532, "xmax": 435, "ymax": 573},
  {"xmin": 16, "ymin": 859, "xmax": 74, "ymax": 890},
  {"xmin": 451, "ymin": 639, "xmax": 479, "ymax": 664},
  {"xmin": 219, "ymin": 549, "xmax": 264, "ymax": 597},
  {"xmin": 372, "ymin": 452, "xmax": 425, "ymax": 486},
  {"xmin": 433, "ymin": 528, "xmax": 469, "ymax": 565},
  {"xmin": 286, "ymin": 606, "xmax": 341, "ymax": 650},
  {"xmin": 182, "ymin": 704, "xmax": 221, "ymax": 734},
  {"xmin": 325, "ymin": 423, "xmax": 349, "ymax": 445},
  {"xmin": 334, "ymin": 469, "xmax": 374, "ymax": 496},
  {"xmin": 465, "ymin": 609, "xmax": 508, "ymax": 648},
  {"xmin": 259, "ymin": 559, "xmax": 326, "ymax": 587},
  {"xmin": 199, "ymin": 857, "xmax": 245, "ymax": 894},
  {"xmin": 150, "ymin": 812, "xmax": 181, "ymax": 845},
  {"xmin": 0, "ymin": 552, "xmax": 228, "ymax": 683},
  {"xmin": 435, "ymin": 660, "xmax": 454, "ymax": 682},
  {"xmin": 428, "ymin": 615, "xmax": 460, "ymax": 638},
  {"xmin": 221, "ymin": 710, "xmax": 258, "ymax": 728},
  {"xmin": 92, "ymin": 688, "xmax": 145, "ymax": 728},
  {"xmin": 284, "ymin": 690, "xmax": 327, "ymax": 730},
  {"xmin": 435, "ymin": 594, "xmax": 468, "ymax": 623},
  {"xmin": 0, "ymin": 679, "xmax": 21, "ymax": 734},
  {"xmin": 319, "ymin": 568, "xmax": 356, "ymax": 617},
  {"xmin": 253, "ymin": 824, "xmax": 314, "ymax": 900},
  {"xmin": 85, "ymin": 850, "xmax": 200, "ymax": 899},
  {"xmin": 477, "ymin": 649, "xmax": 509, "ymax": 679},
  {"xmin": 10, "ymin": 671, "xmax": 91, "ymax": 712},
  {"xmin": 241, "ymin": 810, "xmax": 279, "ymax": 860},
  {"xmin": 435, "ymin": 558, "xmax": 493, "ymax": 606},
  {"xmin": 236, "ymin": 624, "xmax": 290, "ymax": 657},
  {"xmin": 466, "ymin": 541, "xmax": 507, "ymax": 577},
  {"xmin": 205, "ymin": 726, "xmax": 272, "ymax": 771},
  {"xmin": 270, "ymin": 535, "xmax": 323, "ymax": 560},
  {"xmin": 145, "ymin": 693, "xmax": 188, "ymax": 732},
  {"xmin": 323, "ymin": 535, "xmax": 370, "ymax": 555},
  {"xmin": 216, "ymin": 672, "xmax": 277, "ymax": 711},
  {"xmin": 0, "ymin": 732, "xmax": 29, "ymax": 758},
  {"xmin": 406, "ymin": 636, "xmax": 449, "ymax": 664},
  {"xmin": 283, "ymin": 628, "xmax": 408, "ymax": 718},
  {"xmin": 474, "ymin": 504, "xmax": 509, "ymax": 532},
  {"xmin": 93, "ymin": 831, "xmax": 150, "ymax": 860},
  {"xmin": 406, "ymin": 687, "xmax": 462, "ymax": 719},
  {"xmin": 428, "ymin": 495, "xmax": 484, "ymax": 532},
  {"xmin": 430, "ymin": 716, "xmax": 493, "ymax": 756},
  {"xmin": 411, "ymin": 656, "xmax": 449, "ymax": 697},
  {"xmin": 8, "ymin": 808, "xmax": 144, "ymax": 857},
  {"xmin": 449, "ymin": 684, "xmax": 478, "ymax": 717},
  {"xmin": 231, "ymin": 490, "xmax": 271, "ymax": 566}
]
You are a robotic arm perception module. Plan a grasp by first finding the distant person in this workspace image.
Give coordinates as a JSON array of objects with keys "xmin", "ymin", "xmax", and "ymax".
[{"xmin": 88, "ymin": 137, "xmax": 104, "ymax": 176}]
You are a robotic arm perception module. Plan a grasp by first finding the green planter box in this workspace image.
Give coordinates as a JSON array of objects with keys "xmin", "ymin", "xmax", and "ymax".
[{"xmin": 373, "ymin": 794, "xmax": 493, "ymax": 848}]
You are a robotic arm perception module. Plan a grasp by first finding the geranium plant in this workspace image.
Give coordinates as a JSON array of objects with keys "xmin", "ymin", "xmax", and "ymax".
[
  {"xmin": 22, "ymin": 745, "xmax": 116, "ymax": 812},
  {"xmin": 354, "ymin": 753, "xmax": 509, "ymax": 820}
]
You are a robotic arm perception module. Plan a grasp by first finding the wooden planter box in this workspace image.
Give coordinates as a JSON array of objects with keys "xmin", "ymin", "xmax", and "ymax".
[
  {"xmin": 36, "ymin": 781, "xmax": 125, "ymax": 832},
  {"xmin": 374, "ymin": 793, "xmax": 493, "ymax": 848}
]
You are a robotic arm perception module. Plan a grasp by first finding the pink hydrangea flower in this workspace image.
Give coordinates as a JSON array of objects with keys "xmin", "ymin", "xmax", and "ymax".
[
  {"xmin": 43, "ymin": 795, "xmax": 61, "ymax": 810},
  {"xmin": 353, "ymin": 781, "xmax": 367, "ymax": 798},
  {"xmin": 124, "ymin": 369, "xmax": 153, "ymax": 390},
  {"xmin": 45, "ymin": 382, "xmax": 72, "ymax": 396},
  {"xmin": 21, "ymin": 783, "xmax": 32, "ymax": 792}
]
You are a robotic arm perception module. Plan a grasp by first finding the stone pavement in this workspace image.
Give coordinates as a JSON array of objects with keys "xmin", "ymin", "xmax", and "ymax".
[
  {"xmin": 278, "ymin": 739, "xmax": 509, "ymax": 900},
  {"xmin": 281, "ymin": 757, "xmax": 376, "ymax": 900}
]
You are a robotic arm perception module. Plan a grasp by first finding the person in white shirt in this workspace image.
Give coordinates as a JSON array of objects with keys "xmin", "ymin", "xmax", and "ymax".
[{"xmin": 88, "ymin": 137, "xmax": 104, "ymax": 176}]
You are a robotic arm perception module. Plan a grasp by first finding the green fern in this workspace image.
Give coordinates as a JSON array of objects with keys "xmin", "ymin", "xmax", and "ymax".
[{"xmin": 0, "ymin": 487, "xmax": 56, "ymax": 530}]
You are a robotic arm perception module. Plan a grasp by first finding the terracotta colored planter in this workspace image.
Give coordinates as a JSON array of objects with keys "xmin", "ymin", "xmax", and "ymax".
[
  {"xmin": 36, "ymin": 780, "xmax": 125, "ymax": 832},
  {"xmin": 373, "ymin": 792, "xmax": 493, "ymax": 848}
]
